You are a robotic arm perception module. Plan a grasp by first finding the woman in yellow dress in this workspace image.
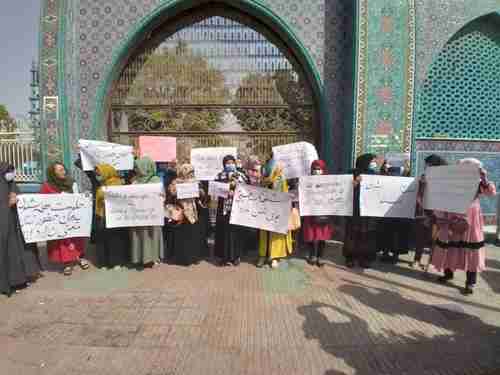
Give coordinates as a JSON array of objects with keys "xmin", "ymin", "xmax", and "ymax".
[{"xmin": 257, "ymin": 159, "xmax": 293, "ymax": 269}]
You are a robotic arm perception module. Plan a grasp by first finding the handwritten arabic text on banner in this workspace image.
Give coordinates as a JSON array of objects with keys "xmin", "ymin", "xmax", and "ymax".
[
  {"xmin": 424, "ymin": 165, "xmax": 480, "ymax": 214},
  {"xmin": 230, "ymin": 184, "xmax": 291, "ymax": 234},
  {"xmin": 208, "ymin": 181, "xmax": 230, "ymax": 199},
  {"xmin": 272, "ymin": 142, "xmax": 319, "ymax": 179},
  {"xmin": 79, "ymin": 139, "xmax": 134, "ymax": 171},
  {"xmin": 191, "ymin": 147, "xmax": 237, "ymax": 181},
  {"xmin": 17, "ymin": 193, "xmax": 92, "ymax": 243},
  {"xmin": 176, "ymin": 182, "xmax": 200, "ymax": 199},
  {"xmin": 299, "ymin": 175, "xmax": 354, "ymax": 216},
  {"xmin": 104, "ymin": 183, "xmax": 164, "ymax": 228},
  {"xmin": 360, "ymin": 175, "xmax": 417, "ymax": 218}
]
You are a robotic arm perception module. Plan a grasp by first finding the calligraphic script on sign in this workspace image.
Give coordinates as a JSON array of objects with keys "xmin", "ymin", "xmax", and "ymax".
[
  {"xmin": 272, "ymin": 142, "xmax": 319, "ymax": 179},
  {"xmin": 104, "ymin": 183, "xmax": 164, "ymax": 228},
  {"xmin": 79, "ymin": 139, "xmax": 134, "ymax": 171},
  {"xmin": 360, "ymin": 175, "xmax": 417, "ymax": 218},
  {"xmin": 299, "ymin": 175, "xmax": 353, "ymax": 217},
  {"xmin": 17, "ymin": 193, "xmax": 92, "ymax": 243},
  {"xmin": 230, "ymin": 184, "xmax": 291, "ymax": 234},
  {"xmin": 191, "ymin": 147, "xmax": 237, "ymax": 181}
]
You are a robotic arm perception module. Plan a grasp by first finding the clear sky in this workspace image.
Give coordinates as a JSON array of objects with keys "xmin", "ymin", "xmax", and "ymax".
[{"xmin": 0, "ymin": 2, "xmax": 40, "ymax": 119}]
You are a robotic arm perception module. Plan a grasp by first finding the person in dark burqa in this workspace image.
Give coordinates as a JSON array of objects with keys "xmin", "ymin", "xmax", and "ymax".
[
  {"xmin": 74, "ymin": 155, "xmax": 100, "ymax": 243},
  {"xmin": 377, "ymin": 163, "xmax": 411, "ymax": 264},
  {"xmin": 0, "ymin": 162, "xmax": 42, "ymax": 297},
  {"xmin": 342, "ymin": 153, "xmax": 379, "ymax": 268}
]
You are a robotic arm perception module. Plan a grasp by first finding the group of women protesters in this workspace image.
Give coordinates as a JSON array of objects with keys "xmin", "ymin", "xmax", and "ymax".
[{"xmin": 0, "ymin": 149, "xmax": 493, "ymax": 297}]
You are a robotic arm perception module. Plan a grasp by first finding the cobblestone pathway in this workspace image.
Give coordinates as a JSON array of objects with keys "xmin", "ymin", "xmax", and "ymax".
[{"xmin": 1, "ymin": 243, "xmax": 499, "ymax": 375}]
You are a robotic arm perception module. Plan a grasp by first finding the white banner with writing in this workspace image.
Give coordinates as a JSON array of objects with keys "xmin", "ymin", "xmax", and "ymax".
[
  {"xmin": 176, "ymin": 182, "xmax": 200, "ymax": 199},
  {"xmin": 191, "ymin": 147, "xmax": 237, "ymax": 181},
  {"xmin": 208, "ymin": 181, "xmax": 230, "ymax": 199},
  {"xmin": 424, "ymin": 164, "xmax": 480, "ymax": 214},
  {"xmin": 299, "ymin": 175, "xmax": 353, "ymax": 217},
  {"xmin": 104, "ymin": 183, "xmax": 164, "ymax": 228},
  {"xmin": 360, "ymin": 175, "xmax": 418, "ymax": 218},
  {"xmin": 79, "ymin": 139, "xmax": 134, "ymax": 171},
  {"xmin": 272, "ymin": 142, "xmax": 319, "ymax": 179},
  {"xmin": 230, "ymin": 184, "xmax": 291, "ymax": 234},
  {"xmin": 17, "ymin": 193, "xmax": 92, "ymax": 243}
]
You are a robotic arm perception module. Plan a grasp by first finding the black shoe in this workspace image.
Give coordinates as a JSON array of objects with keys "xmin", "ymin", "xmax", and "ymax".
[
  {"xmin": 316, "ymin": 258, "xmax": 324, "ymax": 268},
  {"xmin": 463, "ymin": 284, "xmax": 474, "ymax": 295},
  {"xmin": 359, "ymin": 261, "xmax": 371, "ymax": 269},
  {"xmin": 307, "ymin": 256, "xmax": 317, "ymax": 265},
  {"xmin": 346, "ymin": 260, "xmax": 355, "ymax": 268},
  {"xmin": 437, "ymin": 274, "xmax": 453, "ymax": 284},
  {"xmin": 233, "ymin": 258, "xmax": 241, "ymax": 267},
  {"xmin": 380, "ymin": 254, "xmax": 393, "ymax": 263}
]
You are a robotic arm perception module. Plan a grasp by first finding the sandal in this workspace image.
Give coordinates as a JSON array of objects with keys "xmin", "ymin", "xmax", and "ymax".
[
  {"xmin": 63, "ymin": 266, "xmax": 73, "ymax": 276},
  {"xmin": 78, "ymin": 258, "xmax": 90, "ymax": 270}
]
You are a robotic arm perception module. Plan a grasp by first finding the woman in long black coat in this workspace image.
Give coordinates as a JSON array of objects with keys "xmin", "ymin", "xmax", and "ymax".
[{"xmin": 0, "ymin": 163, "xmax": 42, "ymax": 297}]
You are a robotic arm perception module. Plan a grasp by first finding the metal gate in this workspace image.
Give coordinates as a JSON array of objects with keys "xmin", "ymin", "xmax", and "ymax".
[{"xmin": 109, "ymin": 10, "xmax": 317, "ymax": 163}]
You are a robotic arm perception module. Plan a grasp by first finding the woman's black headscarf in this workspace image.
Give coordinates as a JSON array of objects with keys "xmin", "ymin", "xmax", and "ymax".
[
  {"xmin": 424, "ymin": 154, "xmax": 447, "ymax": 167},
  {"xmin": 222, "ymin": 155, "xmax": 236, "ymax": 168},
  {"xmin": 355, "ymin": 153, "xmax": 377, "ymax": 174}
]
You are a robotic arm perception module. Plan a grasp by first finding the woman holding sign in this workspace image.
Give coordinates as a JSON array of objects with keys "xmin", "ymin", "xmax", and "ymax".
[
  {"xmin": 342, "ymin": 154, "xmax": 379, "ymax": 268},
  {"xmin": 214, "ymin": 155, "xmax": 249, "ymax": 266},
  {"xmin": 0, "ymin": 163, "xmax": 42, "ymax": 296},
  {"xmin": 303, "ymin": 160, "xmax": 333, "ymax": 267},
  {"xmin": 166, "ymin": 164, "xmax": 205, "ymax": 266},
  {"xmin": 129, "ymin": 157, "xmax": 164, "ymax": 267},
  {"xmin": 40, "ymin": 163, "xmax": 88, "ymax": 276},
  {"xmin": 431, "ymin": 158, "xmax": 496, "ymax": 295},
  {"xmin": 257, "ymin": 159, "xmax": 293, "ymax": 269},
  {"xmin": 95, "ymin": 164, "xmax": 130, "ymax": 269}
]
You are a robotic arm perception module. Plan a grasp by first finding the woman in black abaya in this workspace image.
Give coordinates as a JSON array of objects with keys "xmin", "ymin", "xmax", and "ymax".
[{"xmin": 0, "ymin": 163, "xmax": 42, "ymax": 297}]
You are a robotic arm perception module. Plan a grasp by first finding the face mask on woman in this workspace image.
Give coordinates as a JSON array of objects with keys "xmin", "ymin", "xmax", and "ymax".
[
  {"xmin": 312, "ymin": 169, "xmax": 322, "ymax": 176},
  {"xmin": 4, "ymin": 171, "xmax": 15, "ymax": 182},
  {"xmin": 369, "ymin": 161, "xmax": 378, "ymax": 171},
  {"xmin": 224, "ymin": 164, "xmax": 236, "ymax": 173}
]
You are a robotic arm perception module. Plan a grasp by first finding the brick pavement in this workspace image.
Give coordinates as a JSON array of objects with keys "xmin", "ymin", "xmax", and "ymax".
[{"xmin": 1, "ymin": 243, "xmax": 500, "ymax": 375}]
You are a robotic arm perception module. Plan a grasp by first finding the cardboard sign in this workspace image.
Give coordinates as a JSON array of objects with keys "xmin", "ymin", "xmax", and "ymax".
[
  {"xmin": 272, "ymin": 142, "xmax": 319, "ymax": 179},
  {"xmin": 138, "ymin": 136, "xmax": 176, "ymax": 162},
  {"xmin": 104, "ymin": 183, "xmax": 164, "ymax": 228},
  {"xmin": 208, "ymin": 181, "xmax": 230, "ymax": 199},
  {"xmin": 176, "ymin": 182, "xmax": 200, "ymax": 199},
  {"xmin": 360, "ymin": 175, "xmax": 417, "ymax": 218},
  {"xmin": 424, "ymin": 165, "xmax": 480, "ymax": 214},
  {"xmin": 79, "ymin": 139, "xmax": 134, "ymax": 171},
  {"xmin": 17, "ymin": 193, "xmax": 92, "ymax": 243},
  {"xmin": 230, "ymin": 184, "xmax": 291, "ymax": 234},
  {"xmin": 299, "ymin": 175, "xmax": 353, "ymax": 216},
  {"xmin": 191, "ymin": 147, "xmax": 237, "ymax": 181}
]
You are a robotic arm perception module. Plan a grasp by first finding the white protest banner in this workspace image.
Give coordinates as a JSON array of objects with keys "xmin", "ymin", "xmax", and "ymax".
[
  {"xmin": 176, "ymin": 182, "xmax": 200, "ymax": 199},
  {"xmin": 360, "ymin": 175, "xmax": 418, "ymax": 218},
  {"xmin": 385, "ymin": 152, "xmax": 410, "ymax": 168},
  {"xmin": 230, "ymin": 184, "xmax": 291, "ymax": 234},
  {"xmin": 424, "ymin": 164, "xmax": 480, "ymax": 214},
  {"xmin": 16, "ymin": 193, "xmax": 92, "ymax": 243},
  {"xmin": 79, "ymin": 139, "xmax": 134, "ymax": 171},
  {"xmin": 272, "ymin": 142, "xmax": 319, "ymax": 179},
  {"xmin": 299, "ymin": 175, "xmax": 353, "ymax": 217},
  {"xmin": 104, "ymin": 183, "xmax": 164, "ymax": 228},
  {"xmin": 208, "ymin": 181, "xmax": 230, "ymax": 199},
  {"xmin": 191, "ymin": 147, "xmax": 237, "ymax": 181}
]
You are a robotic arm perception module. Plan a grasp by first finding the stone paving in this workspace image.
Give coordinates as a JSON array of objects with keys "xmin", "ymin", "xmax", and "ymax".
[{"xmin": 1, "ymin": 243, "xmax": 500, "ymax": 375}]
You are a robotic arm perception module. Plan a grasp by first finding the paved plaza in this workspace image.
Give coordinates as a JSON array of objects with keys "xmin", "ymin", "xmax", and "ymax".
[{"xmin": 1, "ymin": 243, "xmax": 500, "ymax": 375}]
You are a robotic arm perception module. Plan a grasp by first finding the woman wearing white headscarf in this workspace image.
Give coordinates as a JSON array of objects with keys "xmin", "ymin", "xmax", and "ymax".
[{"xmin": 431, "ymin": 158, "xmax": 496, "ymax": 295}]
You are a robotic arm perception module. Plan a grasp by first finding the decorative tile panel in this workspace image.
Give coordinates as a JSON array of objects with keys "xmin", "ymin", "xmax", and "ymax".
[{"xmin": 354, "ymin": 0, "xmax": 416, "ymax": 159}]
